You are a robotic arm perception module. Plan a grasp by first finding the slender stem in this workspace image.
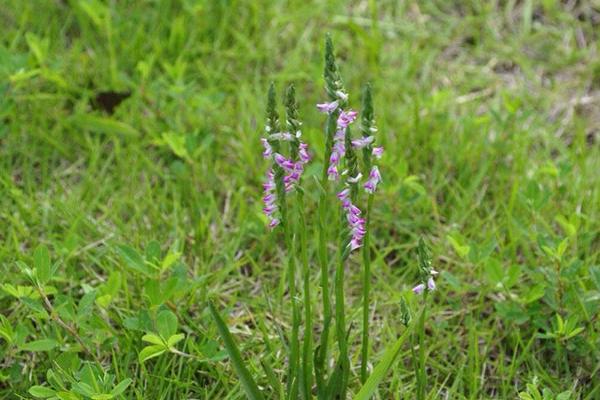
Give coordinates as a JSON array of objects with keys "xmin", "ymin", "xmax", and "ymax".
[
  {"xmin": 315, "ymin": 111, "xmax": 336, "ymax": 396},
  {"xmin": 37, "ymin": 286, "xmax": 101, "ymax": 365},
  {"xmin": 298, "ymin": 191, "xmax": 313, "ymax": 399},
  {"xmin": 281, "ymin": 200, "xmax": 300, "ymax": 400},
  {"xmin": 360, "ymin": 194, "xmax": 374, "ymax": 383},
  {"xmin": 335, "ymin": 244, "xmax": 350, "ymax": 400},
  {"xmin": 417, "ymin": 291, "xmax": 428, "ymax": 400}
]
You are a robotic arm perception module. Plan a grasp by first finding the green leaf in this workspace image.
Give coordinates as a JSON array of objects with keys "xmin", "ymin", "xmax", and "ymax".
[
  {"xmin": 139, "ymin": 344, "xmax": 167, "ymax": 363},
  {"xmin": 161, "ymin": 249, "xmax": 181, "ymax": 272},
  {"xmin": 141, "ymin": 333, "xmax": 165, "ymax": 346},
  {"xmin": 354, "ymin": 326, "xmax": 412, "ymax": 400},
  {"xmin": 91, "ymin": 395, "xmax": 113, "ymax": 400},
  {"xmin": 523, "ymin": 284, "xmax": 545, "ymax": 304},
  {"xmin": 167, "ymin": 333, "xmax": 185, "ymax": 348},
  {"xmin": 25, "ymin": 32, "xmax": 48, "ymax": 65},
  {"xmin": 116, "ymin": 245, "xmax": 150, "ymax": 275},
  {"xmin": 447, "ymin": 234, "xmax": 470, "ymax": 259},
  {"xmin": 208, "ymin": 301, "xmax": 264, "ymax": 400},
  {"xmin": 556, "ymin": 391, "xmax": 572, "ymax": 400},
  {"xmin": 161, "ymin": 131, "xmax": 190, "ymax": 160},
  {"xmin": 156, "ymin": 310, "xmax": 177, "ymax": 339},
  {"xmin": 21, "ymin": 297, "xmax": 48, "ymax": 315},
  {"xmin": 21, "ymin": 339, "xmax": 59, "ymax": 352},
  {"xmin": 77, "ymin": 291, "xmax": 96, "ymax": 320},
  {"xmin": 29, "ymin": 385, "xmax": 56, "ymax": 398},
  {"xmin": 110, "ymin": 378, "xmax": 132, "ymax": 396},
  {"xmin": 484, "ymin": 258, "xmax": 503, "ymax": 286},
  {"xmin": 34, "ymin": 245, "xmax": 51, "ymax": 284},
  {"xmin": 56, "ymin": 391, "xmax": 80, "ymax": 400},
  {"xmin": 72, "ymin": 381, "xmax": 97, "ymax": 397}
]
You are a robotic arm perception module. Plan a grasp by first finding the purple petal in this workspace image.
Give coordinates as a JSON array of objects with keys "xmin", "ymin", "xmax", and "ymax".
[
  {"xmin": 412, "ymin": 284, "xmax": 426, "ymax": 295},
  {"xmin": 427, "ymin": 277, "xmax": 436, "ymax": 291}
]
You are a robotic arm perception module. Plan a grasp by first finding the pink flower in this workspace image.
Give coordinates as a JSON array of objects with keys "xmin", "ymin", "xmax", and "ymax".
[
  {"xmin": 427, "ymin": 277, "xmax": 436, "ymax": 291},
  {"xmin": 274, "ymin": 153, "xmax": 295, "ymax": 171},
  {"xmin": 412, "ymin": 284, "xmax": 426, "ymax": 295},
  {"xmin": 269, "ymin": 132, "xmax": 294, "ymax": 141},
  {"xmin": 330, "ymin": 150, "xmax": 342, "ymax": 165},
  {"xmin": 337, "ymin": 188, "xmax": 350, "ymax": 201},
  {"xmin": 261, "ymin": 138, "xmax": 272, "ymax": 158},
  {"xmin": 364, "ymin": 166, "xmax": 382, "ymax": 194},
  {"xmin": 337, "ymin": 110, "xmax": 358, "ymax": 129},
  {"xmin": 327, "ymin": 164, "xmax": 339, "ymax": 181},
  {"xmin": 299, "ymin": 143, "xmax": 311, "ymax": 163},
  {"xmin": 412, "ymin": 277, "xmax": 437, "ymax": 295},
  {"xmin": 351, "ymin": 136, "xmax": 374, "ymax": 149},
  {"xmin": 372, "ymin": 146, "xmax": 384, "ymax": 159},
  {"xmin": 316, "ymin": 100, "xmax": 339, "ymax": 113}
]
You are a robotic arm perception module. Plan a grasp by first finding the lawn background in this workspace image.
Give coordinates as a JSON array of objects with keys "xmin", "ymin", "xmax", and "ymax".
[{"xmin": 1, "ymin": 1, "xmax": 599, "ymax": 398}]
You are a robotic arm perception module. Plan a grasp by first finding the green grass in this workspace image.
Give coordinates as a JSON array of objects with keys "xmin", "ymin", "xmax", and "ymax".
[{"xmin": 1, "ymin": 0, "xmax": 599, "ymax": 398}]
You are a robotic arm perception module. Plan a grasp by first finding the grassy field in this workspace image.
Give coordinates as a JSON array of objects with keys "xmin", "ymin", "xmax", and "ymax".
[{"xmin": 1, "ymin": 1, "xmax": 599, "ymax": 399}]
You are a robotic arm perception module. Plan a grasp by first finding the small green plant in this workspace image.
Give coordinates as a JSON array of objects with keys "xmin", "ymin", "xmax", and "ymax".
[
  {"xmin": 518, "ymin": 376, "xmax": 572, "ymax": 400},
  {"xmin": 29, "ymin": 358, "xmax": 132, "ymax": 400}
]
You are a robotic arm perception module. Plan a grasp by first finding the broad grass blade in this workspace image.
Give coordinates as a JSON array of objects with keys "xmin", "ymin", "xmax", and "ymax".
[
  {"xmin": 209, "ymin": 301, "xmax": 265, "ymax": 400},
  {"xmin": 354, "ymin": 326, "xmax": 413, "ymax": 400}
]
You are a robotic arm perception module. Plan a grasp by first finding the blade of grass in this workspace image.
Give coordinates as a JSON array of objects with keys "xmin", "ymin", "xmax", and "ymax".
[
  {"xmin": 208, "ymin": 301, "xmax": 265, "ymax": 400},
  {"xmin": 354, "ymin": 325, "xmax": 413, "ymax": 400}
]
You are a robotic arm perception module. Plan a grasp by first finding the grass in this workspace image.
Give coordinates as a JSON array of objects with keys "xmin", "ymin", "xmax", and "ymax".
[{"xmin": 1, "ymin": 0, "xmax": 599, "ymax": 398}]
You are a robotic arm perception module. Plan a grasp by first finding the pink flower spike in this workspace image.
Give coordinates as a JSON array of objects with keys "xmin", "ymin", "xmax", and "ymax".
[
  {"xmin": 372, "ymin": 146, "xmax": 384, "ymax": 159},
  {"xmin": 412, "ymin": 284, "xmax": 426, "ymax": 295},
  {"xmin": 427, "ymin": 277, "xmax": 436, "ymax": 291},
  {"xmin": 351, "ymin": 136, "xmax": 375, "ymax": 149},
  {"xmin": 316, "ymin": 100, "xmax": 339, "ymax": 113}
]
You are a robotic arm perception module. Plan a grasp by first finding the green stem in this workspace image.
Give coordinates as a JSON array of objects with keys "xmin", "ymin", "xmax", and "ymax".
[
  {"xmin": 277, "ymin": 172, "xmax": 299, "ymax": 400},
  {"xmin": 315, "ymin": 111, "xmax": 336, "ymax": 397},
  {"xmin": 417, "ymin": 292, "xmax": 428, "ymax": 400},
  {"xmin": 335, "ymin": 243, "xmax": 350, "ymax": 399},
  {"xmin": 298, "ymin": 191, "xmax": 313, "ymax": 400},
  {"xmin": 360, "ymin": 194, "xmax": 374, "ymax": 383}
]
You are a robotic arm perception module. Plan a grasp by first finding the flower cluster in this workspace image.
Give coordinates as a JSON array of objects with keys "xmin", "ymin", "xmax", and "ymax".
[
  {"xmin": 261, "ymin": 133, "xmax": 311, "ymax": 228},
  {"xmin": 412, "ymin": 238, "xmax": 438, "ymax": 294},
  {"xmin": 337, "ymin": 188, "xmax": 366, "ymax": 251},
  {"xmin": 356, "ymin": 88, "xmax": 384, "ymax": 195},
  {"xmin": 262, "ymin": 169, "xmax": 280, "ymax": 228},
  {"xmin": 317, "ymin": 104, "xmax": 358, "ymax": 181},
  {"xmin": 411, "ymin": 272, "xmax": 437, "ymax": 295}
]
